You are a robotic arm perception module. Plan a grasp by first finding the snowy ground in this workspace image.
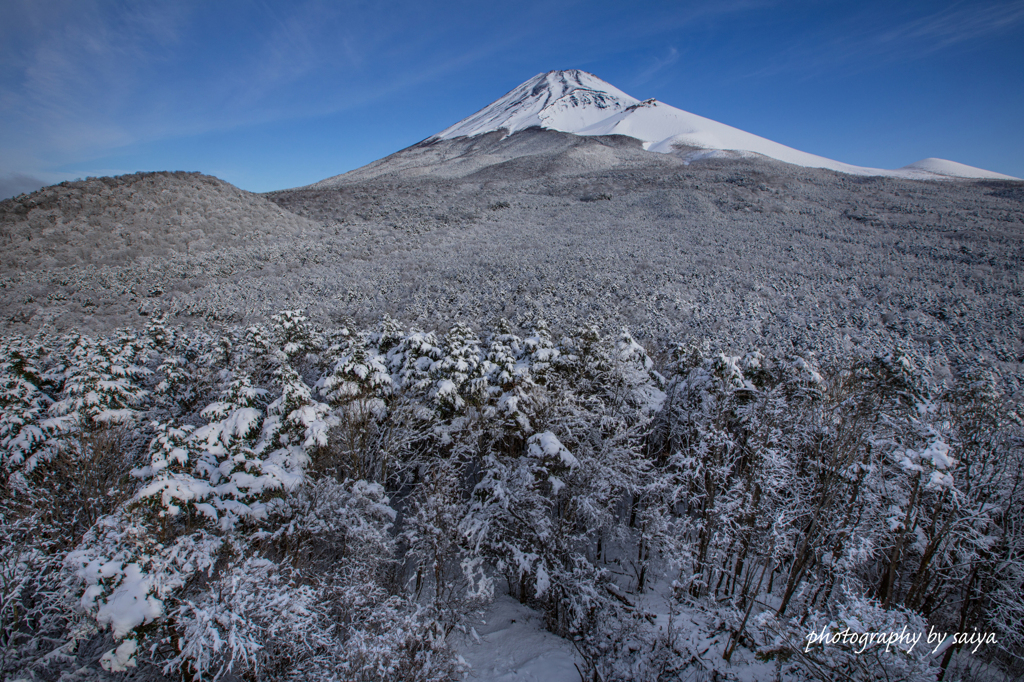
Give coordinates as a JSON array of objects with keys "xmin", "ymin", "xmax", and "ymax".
[
  {"xmin": 455, "ymin": 582, "xmax": 784, "ymax": 682},
  {"xmin": 455, "ymin": 595, "xmax": 582, "ymax": 682}
]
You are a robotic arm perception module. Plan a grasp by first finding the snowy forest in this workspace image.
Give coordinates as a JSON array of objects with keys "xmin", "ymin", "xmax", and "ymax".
[{"xmin": 2, "ymin": 310, "xmax": 1022, "ymax": 681}]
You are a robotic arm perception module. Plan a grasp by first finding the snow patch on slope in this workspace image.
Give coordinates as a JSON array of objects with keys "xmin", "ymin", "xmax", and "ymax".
[
  {"xmin": 430, "ymin": 70, "xmax": 1018, "ymax": 181},
  {"xmin": 898, "ymin": 157, "xmax": 1017, "ymax": 180},
  {"xmin": 578, "ymin": 99, "xmax": 891, "ymax": 176}
]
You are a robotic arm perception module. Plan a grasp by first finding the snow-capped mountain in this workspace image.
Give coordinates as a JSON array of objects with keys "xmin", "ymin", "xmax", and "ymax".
[
  {"xmin": 433, "ymin": 70, "xmax": 639, "ymax": 141},
  {"xmin": 430, "ymin": 70, "xmax": 1017, "ymax": 181}
]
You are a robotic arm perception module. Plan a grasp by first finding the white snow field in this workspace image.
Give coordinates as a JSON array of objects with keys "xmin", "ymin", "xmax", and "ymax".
[{"xmin": 431, "ymin": 70, "xmax": 1018, "ymax": 180}]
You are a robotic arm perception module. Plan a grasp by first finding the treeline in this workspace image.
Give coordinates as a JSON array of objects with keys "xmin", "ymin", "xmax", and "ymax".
[{"xmin": 1, "ymin": 312, "xmax": 1021, "ymax": 681}]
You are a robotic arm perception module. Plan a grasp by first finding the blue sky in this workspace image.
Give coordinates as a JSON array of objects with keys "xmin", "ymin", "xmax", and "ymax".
[{"xmin": 2, "ymin": 0, "xmax": 1022, "ymax": 198}]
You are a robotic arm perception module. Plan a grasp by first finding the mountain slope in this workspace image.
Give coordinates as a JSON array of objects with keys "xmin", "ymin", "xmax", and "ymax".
[
  {"xmin": 425, "ymin": 70, "xmax": 1017, "ymax": 181},
  {"xmin": 307, "ymin": 128, "xmax": 662, "ymax": 188}
]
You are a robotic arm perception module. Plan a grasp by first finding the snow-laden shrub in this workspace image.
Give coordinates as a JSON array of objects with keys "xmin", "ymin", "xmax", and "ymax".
[
  {"xmin": 49, "ymin": 332, "xmax": 151, "ymax": 427},
  {"xmin": 166, "ymin": 554, "xmax": 328, "ymax": 681},
  {"xmin": 0, "ymin": 505, "xmax": 81, "ymax": 678},
  {"xmin": 260, "ymin": 478, "xmax": 462, "ymax": 682},
  {"xmin": 0, "ymin": 336, "xmax": 73, "ymax": 487},
  {"xmin": 64, "ymin": 474, "xmax": 448, "ymax": 681},
  {"xmin": 464, "ymin": 427, "xmax": 642, "ymax": 640}
]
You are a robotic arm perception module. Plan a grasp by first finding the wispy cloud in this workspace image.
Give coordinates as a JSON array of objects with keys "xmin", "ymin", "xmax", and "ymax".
[
  {"xmin": 1, "ymin": 0, "xmax": 538, "ymax": 160},
  {"xmin": 635, "ymin": 47, "xmax": 680, "ymax": 85},
  {"xmin": 0, "ymin": 1, "xmax": 193, "ymax": 157},
  {"xmin": 876, "ymin": 1, "xmax": 1024, "ymax": 51},
  {"xmin": 744, "ymin": 1, "xmax": 1024, "ymax": 80}
]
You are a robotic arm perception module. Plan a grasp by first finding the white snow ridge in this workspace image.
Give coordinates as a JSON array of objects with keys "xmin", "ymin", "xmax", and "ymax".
[{"xmin": 431, "ymin": 69, "xmax": 1018, "ymax": 180}]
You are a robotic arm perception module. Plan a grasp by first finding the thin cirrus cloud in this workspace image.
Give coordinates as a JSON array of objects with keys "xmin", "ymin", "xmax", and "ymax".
[
  {"xmin": 634, "ymin": 47, "xmax": 680, "ymax": 86},
  {"xmin": 1, "ymin": 1, "xmax": 192, "ymax": 158},
  {"xmin": 744, "ymin": 1, "xmax": 1024, "ymax": 79},
  {"xmin": 3, "ymin": 1, "xmax": 530, "ymax": 155},
  {"xmin": 1, "ymin": 2, "xmax": 378, "ymax": 159},
  {"xmin": 882, "ymin": 0, "xmax": 1024, "ymax": 50}
]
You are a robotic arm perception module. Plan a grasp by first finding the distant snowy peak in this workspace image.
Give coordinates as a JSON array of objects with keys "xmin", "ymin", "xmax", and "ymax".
[{"xmin": 430, "ymin": 70, "xmax": 1018, "ymax": 181}]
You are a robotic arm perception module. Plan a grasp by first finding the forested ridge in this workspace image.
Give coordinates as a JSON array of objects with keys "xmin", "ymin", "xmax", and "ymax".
[
  {"xmin": 3, "ymin": 143, "xmax": 1023, "ymax": 379},
  {"xmin": 2, "ymin": 311, "xmax": 1021, "ymax": 681}
]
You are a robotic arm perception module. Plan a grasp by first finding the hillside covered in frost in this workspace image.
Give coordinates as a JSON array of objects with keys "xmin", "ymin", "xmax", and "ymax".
[
  {"xmin": 2, "ymin": 312, "xmax": 1022, "ymax": 681},
  {"xmin": 2, "ymin": 144, "xmax": 1023, "ymax": 379}
]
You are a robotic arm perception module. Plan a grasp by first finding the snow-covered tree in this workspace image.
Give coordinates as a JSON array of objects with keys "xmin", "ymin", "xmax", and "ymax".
[{"xmin": 50, "ymin": 332, "xmax": 150, "ymax": 428}]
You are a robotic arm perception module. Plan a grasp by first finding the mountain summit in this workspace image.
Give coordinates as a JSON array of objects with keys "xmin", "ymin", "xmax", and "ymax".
[
  {"xmin": 432, "ymin": 70, "xmax": 639, "ymax": 141},
  {"xmin": 430, "ymin": 69, "xmax": 1016, "ymax": 180}
]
